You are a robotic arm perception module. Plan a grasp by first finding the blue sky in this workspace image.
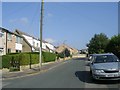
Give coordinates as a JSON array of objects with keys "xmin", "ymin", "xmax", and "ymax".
[{"xmin": 2, "ymin": 2, "xmax": 118, "ymax": 50}]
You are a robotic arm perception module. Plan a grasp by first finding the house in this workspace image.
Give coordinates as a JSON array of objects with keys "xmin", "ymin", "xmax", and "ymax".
[
  {"xmin": 0, "ymin": 27, "xmax": 23, "ymax": 55},
  {"xmin": 0, "ymin": 28, "xmax": 6, "ymax": 55},
  {"xmin": 56, "ymin": 44, "xmax": 78, "ymax": 55},
  {"xmin": 43, "ymin": 40, "xmax": 56, "ymax": 53},
  {"xmin": 15, "ymin": 30, "xmax": 55, "ymax": 53}
]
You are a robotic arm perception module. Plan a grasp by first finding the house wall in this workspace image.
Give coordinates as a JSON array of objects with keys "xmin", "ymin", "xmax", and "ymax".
[
  {"xmin": 22, "ymin": 35, "xmax": 33, "ymax": 46},
  {"xmin": 0, "ymin": 30, "xmax": 5, "ymax": 55},
  {"xmin": 15, "ymin": 35, "xmax": 23, "ymax": 52},
  {"xmin": 22, "ymin": 39, "xmax": 32, "ymax": 52},
  {"xmin": 15, "ymin": 43, "xmax": 22, "ymax": 51},
  {"xmin": 7, "ymin": 33, "xmax": 16, "ymax": 53},
  {"xmin": 33, "ymin": 39, "xmax": 39, "ymax": 48},
  {"xmin": 42, "ymin": 42, "xmax": 46, "ymax": 50},
  {"xmin": 45, "ymin": 43, "xmax": 55, "ymax": 53}
]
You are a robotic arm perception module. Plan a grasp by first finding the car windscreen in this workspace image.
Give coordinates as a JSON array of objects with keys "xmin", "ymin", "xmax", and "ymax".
[{"xmin": 94, "ymin": 55, "xmax": 119, "ymax": 63}]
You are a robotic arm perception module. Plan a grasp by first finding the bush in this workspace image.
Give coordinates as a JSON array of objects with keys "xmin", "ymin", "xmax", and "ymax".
[
  {"xmin": 43, "ymin": 52, "xmax": 56, "ymax": 62},
  {"xmin": 57, "ymin": 53, "xmax": 65, "ymax": 58},
  {"xmin": 20, "ymin": 53, "xmax": 30, "ymax": 65},
  {"xmin": 2, "ymin": 52, "xmax": 56, "ymax": 68},
  {"xmin": 2, "ymin": 55, "xmax": 12, "ymax": 68}
]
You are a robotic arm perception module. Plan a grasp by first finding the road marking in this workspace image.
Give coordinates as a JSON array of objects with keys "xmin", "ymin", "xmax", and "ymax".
[{"xmin": 2, "ymin": 82, "xmax": 11, "ymax": 87}]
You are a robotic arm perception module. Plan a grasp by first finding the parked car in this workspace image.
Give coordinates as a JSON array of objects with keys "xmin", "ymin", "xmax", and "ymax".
[{"xmin": 90, "ymin": 53, "xmax": 120, "ymax": 80}]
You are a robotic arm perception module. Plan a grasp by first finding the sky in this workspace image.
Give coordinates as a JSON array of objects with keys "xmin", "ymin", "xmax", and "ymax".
[{"xmin": 2, "ymin": 2, "xmax": 118, "ymax": 50}]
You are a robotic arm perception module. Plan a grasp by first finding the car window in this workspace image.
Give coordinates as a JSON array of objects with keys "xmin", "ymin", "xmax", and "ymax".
[{"xmin": 94, "ymin": 55, "xmax": 119, "ymax": 63}]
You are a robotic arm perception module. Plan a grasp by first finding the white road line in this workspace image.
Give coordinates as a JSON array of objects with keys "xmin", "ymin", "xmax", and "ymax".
[{"xmin": 2, "ymin": 82, "xmax": 10, "ymax": 87}]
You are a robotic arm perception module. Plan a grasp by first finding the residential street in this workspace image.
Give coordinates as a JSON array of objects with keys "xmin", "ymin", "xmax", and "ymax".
[{"xmin": 2, "ymin": 58, "xmax": 120, "ymax": 89}]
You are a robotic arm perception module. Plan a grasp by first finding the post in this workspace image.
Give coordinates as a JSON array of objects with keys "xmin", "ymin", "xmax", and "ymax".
[{"xmin": 39, "ymin": 0, "xmax": 44, "ymax": 70}]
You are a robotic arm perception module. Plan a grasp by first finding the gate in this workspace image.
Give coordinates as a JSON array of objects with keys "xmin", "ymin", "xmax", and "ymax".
[{"xmin": 10, "ymin": 57, "xmax": 20, "ymax": 72}]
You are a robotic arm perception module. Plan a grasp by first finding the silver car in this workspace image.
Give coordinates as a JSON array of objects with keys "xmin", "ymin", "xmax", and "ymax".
[{"xmin": 90, "ymin": 53, "xmax": 120, "ymax": 80}]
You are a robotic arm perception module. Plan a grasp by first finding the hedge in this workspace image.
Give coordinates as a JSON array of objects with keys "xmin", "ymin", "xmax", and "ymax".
[
  {"xmin": 1, "ymin": 52, "xmax": 56, "ymax": 69},
  {"xmin": 43, "ymin": 52, "xmax": 56, "ymax": 62}
]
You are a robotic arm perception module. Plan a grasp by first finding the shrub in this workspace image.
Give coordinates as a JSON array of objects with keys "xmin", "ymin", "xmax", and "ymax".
[
  {"xmin": 43, "ymin": 52, "xmax": 56, "ymax": 62},
  {"xmin": 2, "ymin": 52, "xmax": 56, "ymax": 68},
  {"xmin": 57, "ymin": 53, "xmax": 65, "ymax": 58},
  {"xmin": 2, "ymin": 55, "xmax": 12, "ymax": 68}
]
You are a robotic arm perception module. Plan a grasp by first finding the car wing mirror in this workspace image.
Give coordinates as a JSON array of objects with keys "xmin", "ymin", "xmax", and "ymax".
[{"xmin": 90, "ymin": 62, "xmax": 93, "ymax": 65}]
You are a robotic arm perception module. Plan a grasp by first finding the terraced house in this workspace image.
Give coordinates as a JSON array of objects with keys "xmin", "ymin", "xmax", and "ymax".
[
  {"xmin": 0, "ymin": 27, "xmax": 56, "ymax": 55},
  {"xmin": 15, "ymin": 30, "xmax": 56, "ymax": 53},
  {"xmin": 0, "ymin": 27, "xmax": 23, "ymax": 55}
]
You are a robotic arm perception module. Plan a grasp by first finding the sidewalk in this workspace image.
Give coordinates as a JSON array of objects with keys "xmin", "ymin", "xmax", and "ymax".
[{"xmin": 2, "ymin": 59, "xmax": 68, "ymax": 80}]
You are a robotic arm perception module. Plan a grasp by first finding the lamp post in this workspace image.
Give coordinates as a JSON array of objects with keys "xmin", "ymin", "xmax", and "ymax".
[{"xmin": 39, "ymin": 0, "xmax": 44, "ymax": 70}]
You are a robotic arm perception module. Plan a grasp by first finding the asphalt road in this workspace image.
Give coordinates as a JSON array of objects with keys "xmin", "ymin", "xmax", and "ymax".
[{"xmin": 2, "ymin": 58, "xmax": 120, "ymax": 89}]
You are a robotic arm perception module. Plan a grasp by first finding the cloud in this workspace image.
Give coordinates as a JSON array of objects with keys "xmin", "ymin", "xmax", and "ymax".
[
  {"xmin": 47, "ymin": 13, "xmax": 53, "ymax": 17},
  {"xmin": 9, "ymin": 17, "xmax": 29, "ymax": 24},
  {"xmin": 20, "ymin": 17, "xmax": 28, "ymax": 24},
  {"xmin": 45, "ymin": 38, "xmax": 56, "ymax": 43}
]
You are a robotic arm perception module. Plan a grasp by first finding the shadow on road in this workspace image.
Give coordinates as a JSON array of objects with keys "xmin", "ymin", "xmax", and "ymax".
[
  {"xmin": 73, "ymin": 58, "xmax": 87, "ymax": 61},
  {"xmin": 75, "ymin": 71, "xmax": 120, "ymax": 85}
]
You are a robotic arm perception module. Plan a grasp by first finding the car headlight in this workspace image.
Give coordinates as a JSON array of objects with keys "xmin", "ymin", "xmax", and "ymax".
[{"xmin": 94, "ymin": 70, "xmax": 104, "ymax": 73}]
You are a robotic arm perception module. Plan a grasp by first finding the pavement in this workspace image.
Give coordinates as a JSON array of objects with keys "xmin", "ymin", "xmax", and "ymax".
[{"xmin": 2, "ymin": 59, "xmax": 68, "ymax": 80}]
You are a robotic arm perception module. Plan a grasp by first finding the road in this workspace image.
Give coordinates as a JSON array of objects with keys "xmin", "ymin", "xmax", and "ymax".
[{"xmin": 2, "ymin": 58, "xmax": 120, "ymax": 89}]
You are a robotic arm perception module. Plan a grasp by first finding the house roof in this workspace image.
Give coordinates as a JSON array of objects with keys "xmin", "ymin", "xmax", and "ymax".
[
  {"xmin": 15, "ymin": 29, "xmax": 39, "ymax": 40},
  {"xmin": 0, "ymin": 27, "xmax": 23, "ymax": 38},
  {"xmin": 56, "ymin": 44, "xmax": 78, "ymax": 53}
]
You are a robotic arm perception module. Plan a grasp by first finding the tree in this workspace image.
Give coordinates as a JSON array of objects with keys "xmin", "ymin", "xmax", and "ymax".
[
  {"xmin": 87, "ymin": 33, "xmax": 109, "ymax": 54},
  {"xmin": 105, "ymin": 34, "xmax": 120, "ymax": 59},
  {"xmin": 57, "ymin": 48, "xmax": 70, "ymax": 59},
  {"xmin": 64, "ymin": 48, "xmax": 70, "ymax": 57}
]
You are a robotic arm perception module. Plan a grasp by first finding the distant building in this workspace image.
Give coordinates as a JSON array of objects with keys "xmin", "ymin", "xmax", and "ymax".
[
  {"xmin": 80, "ymin": 48, "xmax": 88, "ymax": 54},
  {"xmin": 56, "ymin": 44, "xmax": 78, "ymax": 55}
]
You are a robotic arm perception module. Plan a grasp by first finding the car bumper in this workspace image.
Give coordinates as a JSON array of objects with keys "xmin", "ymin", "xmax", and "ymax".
[{"xmin": 93, "ymin": 73, "xmax": 120, "ymax": 80}]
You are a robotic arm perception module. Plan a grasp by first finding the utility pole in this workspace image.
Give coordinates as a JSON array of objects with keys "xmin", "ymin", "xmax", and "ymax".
[{"xmin": 39, "ymin": 0, "xmax": 44, "ymax": 70}]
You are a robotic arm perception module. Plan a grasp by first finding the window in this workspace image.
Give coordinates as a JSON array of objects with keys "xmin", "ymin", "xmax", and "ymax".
[
  {"xmin": 7, "ymin": 33, "xmax": 12, "ymax": 41},
  {"xmin": 16, "ymin": 50, "xmax": 21, "ymax": 53},
  {"xmin": 16, "ymin": 36, "xmax": 22, "ymax": 44},
  {"xmin": 33, "ymin": 41, "xmax": 35, "ymax": 46},
  {"xmin": 8, "ymin": 48, "xmax": 11, "ymax": 53},
  {"xmin": 0, "ymin": 33, "xmax": 3, "ymax": 37},
  {"xmin": 37, "ymin": 43, "xmax": 39, "ymax": 47},
  {"xmin": 94, "ymin": 55, "xmax": 119, "ymax": 63}
]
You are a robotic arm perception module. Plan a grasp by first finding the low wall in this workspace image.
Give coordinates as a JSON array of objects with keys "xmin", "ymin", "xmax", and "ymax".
[
  {"xmin": 72, "ymin": 54, "xmax": 86, "ymax": 58},
  {"xmin": 20, "ymin": 64, "xmax": 39, "ymax": 71}
]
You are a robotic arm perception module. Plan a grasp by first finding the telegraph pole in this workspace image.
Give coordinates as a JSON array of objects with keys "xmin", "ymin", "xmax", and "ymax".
[{"xmin": 39, "ymin": 0, "xmax": 44, "ymax": 70}]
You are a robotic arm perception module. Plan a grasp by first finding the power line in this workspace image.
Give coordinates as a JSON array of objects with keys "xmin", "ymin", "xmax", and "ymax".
[{"xmin": 26, "ymin": 3, "xmax": 40, "ymax": 37}]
